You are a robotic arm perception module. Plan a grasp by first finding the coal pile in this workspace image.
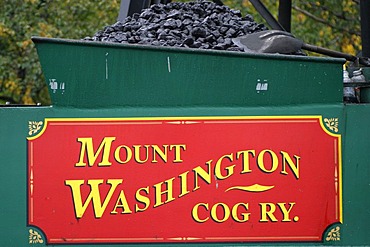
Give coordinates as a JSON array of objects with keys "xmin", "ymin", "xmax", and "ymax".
[{"xmin": 84, "ymin": 0, "xmax": 268, "ymax": 52}]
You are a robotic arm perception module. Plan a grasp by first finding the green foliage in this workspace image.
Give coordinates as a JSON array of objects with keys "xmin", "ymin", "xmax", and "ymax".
[
  {"xmin": 291, "ymin": 1, "xmax": 361, "ymax": 56},
  {"xmin": 0, "ymin": 0, "xmax": 363, "ymax": 105},
  {"xmin": 208, "ymin": 0, "xmax": 361, "ymax": 56},
  {"xmin": 0, "ymin": 0, "xmax": 120, "ymax": 105}
]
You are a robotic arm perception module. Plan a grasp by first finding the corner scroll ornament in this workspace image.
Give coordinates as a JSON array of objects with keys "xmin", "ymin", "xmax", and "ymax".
[
  {"xmin": 325, "ymin": 226, "xmax": 341, "ymax": 242},
  {"xmin": 28, "ymin": 121, "xmax": 43, "ymax": 136},
  {"xmin": 29, "ymin": 229, "xmax": 44, "ymax": 244},
  {"xmin": 324, "ymin": 118, "xmax": 339, "ymax": 133}
]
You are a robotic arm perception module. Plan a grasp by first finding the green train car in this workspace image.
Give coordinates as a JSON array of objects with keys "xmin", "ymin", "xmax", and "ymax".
[{"xmin": 0, "ymin": 36, "xmax": 369, "ymax": 246}]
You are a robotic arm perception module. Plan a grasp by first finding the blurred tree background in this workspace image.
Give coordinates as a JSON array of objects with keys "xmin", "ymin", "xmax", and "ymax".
[
  {"xmin": 0, "ymin": 0, "xmax": 120, "ymax": 105},
  {"xmin": 0, "ymin": 0, "xmax": 362, "ymax": 105}
]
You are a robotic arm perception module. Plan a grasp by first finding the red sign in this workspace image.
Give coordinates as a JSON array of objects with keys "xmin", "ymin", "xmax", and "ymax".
[{"xmin": 27, "ymin": 116, "xmax": 342, "ymax": 244}]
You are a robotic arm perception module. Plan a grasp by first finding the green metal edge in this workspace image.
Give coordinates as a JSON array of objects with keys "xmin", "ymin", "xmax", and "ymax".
[{"xmin": 31, "ymin": 36, "xmax": 345, "ymax": 64}]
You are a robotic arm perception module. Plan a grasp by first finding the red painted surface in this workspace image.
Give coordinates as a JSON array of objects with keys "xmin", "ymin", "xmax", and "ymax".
[{"xmin": 28, "ymin": 117, "xmax": 341, "ymax": 244}]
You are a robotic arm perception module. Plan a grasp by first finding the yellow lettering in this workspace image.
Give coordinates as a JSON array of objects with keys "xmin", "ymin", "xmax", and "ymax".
[
  {"xmin": 280, "ymin": 151, "xmax": 300, "ymax": 179},
  {"xmin": 257, "ymin": 149, "xmax": 278, "ymax": 173},
  {"xmin": 152, "ymin": 145, "xmax": 169, "ymax": 163},
  {"xmin": 210, "ymin": 203, "xmax": 230, "ymax": 223},
  {"xmin": 75, "ymin": 137, "xmax": 115, "ymax": 167},
  {"xmin": 278, "ymin": 202, "xmax": 296, "ymax": 222},
  {"xmin": 153, "ymin": 177, "xmax": 175, "ymax": 207},
  {"xmin": 114, "ymin": 145, "xmax": 132, "ymax": 164},
  {"xmin": 237, "ymin": 150, "xmax": 255, "ymax": 173},
  {"xmin": 259, "ymin": 202, "xmax": 278, "ymax": 222},
  {"xmin": 232, "ymin": 203, "xmax": 250, "ymax": 223},
  {"xmin": 111, "ymin": 190, "xmax": 133, "ymax": 214},
  {"xmin": 65, "ymin": 179, "xmax": 122, "ymax": 218},
  {"xmin": 135, "ymin": 187, "xmax": 150, "ymax": 212},
  {"xmin": 192, "ymin": 203, "xmax": 209, "ymax": 223},
  {"xmin": 214, "ymin": 153, "xmax": 235, "ymax": 180},
  {"xmin": 169, "ymin": 144, "xmax": 186, "ymax": 163},
  {"xmin": 133, "ymin": 145, "xmax": 150, "ymax": 163},
  {"xmin": 193, "ymin": 161, "xmax": 212, "ymax": 191},
  {"xmin": 178, "ymin": 171, "xmax": 190, "ymax": 197}
]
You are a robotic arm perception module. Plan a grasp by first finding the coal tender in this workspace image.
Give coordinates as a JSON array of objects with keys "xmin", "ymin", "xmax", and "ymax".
[{"xmin": 83, "ymin": 0, "xmax": 268, "ymax": 51}]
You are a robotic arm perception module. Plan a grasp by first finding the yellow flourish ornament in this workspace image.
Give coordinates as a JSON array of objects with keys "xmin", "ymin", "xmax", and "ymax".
[
  {"xmin": 28, "ymin": 121, "xmax": 43, "ymax": 136},
  {"xmin": 326, "ymin": 226, "xmax": 341, "ymax": 241},
  {"xmin": 324, "ymin": 118, "xmax": 339, "ymax": 133},
  {"xmin": 29, "ymin": 229, "xmax": 44, "ymax": 244}
]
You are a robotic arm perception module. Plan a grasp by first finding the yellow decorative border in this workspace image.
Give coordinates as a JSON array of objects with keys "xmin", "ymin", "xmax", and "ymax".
[{"xmin": 28, "ymin": 115, "xmax": 336, "ymax": 139}]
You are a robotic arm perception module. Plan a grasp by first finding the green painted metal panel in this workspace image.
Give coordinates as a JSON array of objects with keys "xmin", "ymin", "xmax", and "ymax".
[
  {"xmin": 0, "ymin": 104, "xmax": 369, "ymax": 246},
  {"xmin": 341, "ymin": 104, "xmax": 370, "ymax": 245},
  {"xmin": 33, "ymin": 37, "xmax": 344, "ymax": 108},
  {"xmin": 1, "ymin": 39, "xmax": 369, "ymax": 246}
]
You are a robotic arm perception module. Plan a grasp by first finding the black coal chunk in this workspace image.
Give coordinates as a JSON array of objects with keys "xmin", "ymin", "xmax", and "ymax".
[
  {"xmin": 191, "ymin": 27, "xmax": 207, "ymax": 38},
  {"xmin": 83, "ymin": 0, "xmax": 268, "ymax": 52}
]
